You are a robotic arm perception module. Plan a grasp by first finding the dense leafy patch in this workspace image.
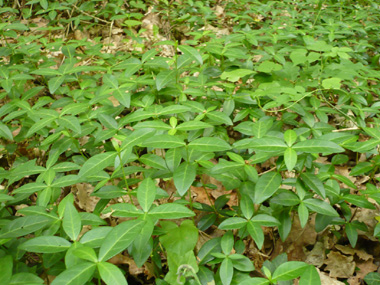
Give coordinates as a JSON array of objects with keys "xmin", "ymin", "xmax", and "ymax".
[{"xmin": 1, "ymin": 0, "xmax": 380, "ymax": 284}]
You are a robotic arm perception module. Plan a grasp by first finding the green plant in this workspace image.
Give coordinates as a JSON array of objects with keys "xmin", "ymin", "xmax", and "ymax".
[{"xmin": 1, "ymin": 0, "xmax": 380, "ymax": 284}]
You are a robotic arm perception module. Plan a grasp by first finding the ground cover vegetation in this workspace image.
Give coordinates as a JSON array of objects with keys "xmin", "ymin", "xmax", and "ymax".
[{"xmin": 1, "ymin": 0, "xmax": 380, "ymax": 284}]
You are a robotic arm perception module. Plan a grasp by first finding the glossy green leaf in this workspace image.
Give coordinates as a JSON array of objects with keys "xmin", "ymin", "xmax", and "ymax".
[
  {"xmin": 19, "ymin": 236, "xmax": 71, "ymax": 253},
  {"xmin": 176, "ymin": 120, "xmax": 213, "ymax": 130},
  {"xmin": 220, "ymin": 258, "xmax": 234, "ymax": 285},
  {"xmin": 98, "ymin": 219, "xmax": 145, "ymax": 261},
  {"xmin": 233, "ymin": 137, "xmax": 287, "ymax": 152},
  {"xmin": 73, "ymin": 246, "xmax": 98, "ymax": 263},
  {"xmin": 221, "ymin": 231, "xmax": 234, "ymax": 255},
  {"xmin": 284, "ymin": 148, "xmax": 297, "ymax": 171},
  {"xmin": 148, "ymin": 203, "xmax": 195, "ymax": 219},
  {"xmin": 188, "ymin": 137, "xmax": 231, "ymax": 152},
  {"xmin": 254, "ymin": 172, "xmax": 282, "ymax": 204},
  {"xmin": 98, "ymin": 261, "xmax": 128, "ymax": 285},
  {"xmin": 299, "ymin": 266, "xmax": 321, "ymax": 285},
  {"xmin": 63, "ymin": 202, "xmax": 82, "ymax": 241},
  {"xmin": 51, "ymin": 262, "xmax": 96, "ymax": 285},
  {"xmin": 78, "ymin": 152, "xmax": 117, "ymax": 179},
  {"xmin": 301, "ymin": 173, "xmax": 326, "ymax": 198},
  {"xmin": 0, "ymin": 122, "xmax": 13, "ymax": 140},
  {"xmin": 121, "ymin": 129, "xmax": 156, "ymax": 151},
  {"xmin": 293, "ymin": 139, "xmax": 344, "ymax": 153},
  {"xmin": 137, "ymin": 177, "xmax": 156, "ymax": 212},
  {"xmin": 219, "ymin": 217, "xmax": 247, "ymax": 230},
  {"xmin": 0, "ymin": 255, "xmax": 12, "ymax": 284},
  {"xmin": 156, "ymin": 70, "xmax": 176, "ymax": 90},
  {"xmin": 247, "ymin": 221, "xmax": 264, "ymax": 249},
  {"xmin": 303, "ymin": 199, "xmax": 339, "ymax": 217},
  {"xmin": 178, "ymin": 45, "xmax": 203, "ymax": 65},
  {"xmin": 0, "ymin": 216, "xmax": 53, "ymax": 238},
  {"xmin": 142, "ymin": 134, "xmax": 185, "ymax": 148},
  {"xmin": 173, "ymin": 162, "xmax": 197, "ymax": 196},
  {"xmin": 272, "ymin": 261, "xmax": 309, "ymax": 281}
]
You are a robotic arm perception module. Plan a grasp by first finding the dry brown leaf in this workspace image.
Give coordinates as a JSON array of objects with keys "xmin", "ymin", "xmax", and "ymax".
[
  {"xmin": 324, "ymin": 251, "xmax": 356, "ymax": 278},
  {"xmin": 72, "ymin": 183, "xmax": 99, "ymax": 212},
  {"xmin": 305, "ymin": 241, "xmax": 325, "ymax": 267}
]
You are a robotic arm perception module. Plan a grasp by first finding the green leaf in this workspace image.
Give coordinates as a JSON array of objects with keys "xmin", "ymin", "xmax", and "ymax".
[
  {"xmin": 73, "ymin": 246, "xmax": 98, "ymax": 263},
  {"xmin": 254, "ymin": 172, "xmax": 282, "ymax": 204},
  {"xmin": 299, "ymin": 266, "xmax": 321, "ymax": 285},
  {"xmin": 137, "ymin": 177, "xmax": 156, "ymax": 212},
  {"xmin": 121, "ymin": 129, "xmax": 156, "ymax": 151},
  {"xmin": 345, "ymin": 223, "xmax": 358, "ymax": 248},
  {"xmin": 156, "ymin": 70, "xmax": 176, "ymax": 90},
  {"xmin": 230, "ymin": 254, "xmax": 255, "ymax": 272},
  {"xmin": 0, "ymin": 216, "xmax": 53, "ymax": 238},
  {"xmin": 272, "ymin": 261, "xmax": 309, "ymax": 281},
  {"xmin": 63, "ymin": 203, "xmax": 82, "ymax": 241},
  {"xmin": 322, "ymin": 78, "xmax": 342, "ymax": 89},
  {"xmin": 12, "ymin": 182, "xmax": 47, "ymax": 194},
  {"xmin": 148, "ymin": 203, "xmax": 195, "ymax": 219},
  {"xmin": 173, "ymin": 162, "xmax": 197, "ymax": 196},
  {"xmin": 284, "ymin": 148, "xmax": 297, "ymax": 171},
  {"xmin": 160, "ymin": 220, "xmax": 198, "ymax": 255},
  {"xmin": 19, "ymin": 236, "xmax": 71, "ymax": 253},
  {"xmin": 219, "ymin": 217, "xmax": 247, "ymax": 230},
  {"xmin": 98, "ymin": 219, "xmax": 145, "ymax": 261},
  {"xmin": 284, "ymin": 130, "xmax": 297, "ymax": 146},
  {"xmin": 31, "ymin": 68, "xmax": 62, "ymax": 76},
  {"xmin": 178, "ymin": 45, "xmax": 203, "ymax": 65},
  {"xmin": 104, "ymin": 203, "xmax": 143, "ymax": 218},
  {"xmin": 301, "ymin": 173, "xmax": 326, "ymax": 198},
  {"xmin": 59, "ymin": 115, "xmax": 81, "ymax": 134},
  {"xmin": 221, "ymin": 231, "xmax": 234, "ymax": 255},
  {"xmin": 233, "ymin": 137, "xmax": 287, "ymax": 152},
  {"xmin": 176, "ymin": 121, "xmax": 213, "ymax": 131},
  {"xmin": 9, "ymin": 272, "xmax": 44, "ymax": 285},
  {"xmin": 298, "ymin": 202, "xmax": 309, "ymax": 228},
  {"xmin": 240, "ymin": 194, "xmax": 254, "ymax": 219},
  {"xmin": 251, "ymin": 214, "xmax": 280, "ymax": 227},
  {"xmin": 48, "ymin": 75, "xmax": 65, "ymax": 94},
  {"xmin": 303, "ymin": 199, "xmax": 339, "ymax": 217},
  {"xmin": 247, "ymin": 221, "xmax": 264, "ymax": 249},
  {"xmin": 188, "ymin": 137, "xmax": 231, "ymax": 152},
  {"xmin": 0, "ymin": 122, "xmax": 13, "ymax": 140},
  {"xmin": 78, "ymin": 152, "xmax": 117, "ymax": 179},
  {"xmin": 80, "ymin": 227, "xmax": 112, "ymax": 248},
  {"xmin": 51, "ymin": 262, "xmax": 96, "ymax": 285},
  {"xmin": 206, "ymin": 111, "xmax": 233, "ymax": 125},
  {"xmin": 220, "ymin": 69, "xmax": 255, "ymax": 82},
  {"xmin": 364, "ymin": 272, "xmax": 380, "ymax": 285},
  {"xmin": 220, "ymin": 258, "xmax": 234, "ymax": 285},
  {"xmin": 26, "ymin": 117, "xmax": 56, "ymax": 137},
  {"xmin": 141, "ymin": 134, "xmax": 185, "ymax": 148},
  {"xmin": 97, "ymin": 262, "xmax": 128, "ymax": 285},
  {"xmin": 293, "ymin": 139, "xmax": 344, "ymax": 153},
  {"xmin": 0, "ymin": 255, "xmax": 12, "ymax": 284}
]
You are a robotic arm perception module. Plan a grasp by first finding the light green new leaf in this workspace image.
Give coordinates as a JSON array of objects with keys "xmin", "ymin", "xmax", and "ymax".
[
  {"xmin": 272, "ymin": 261, "xmax": 309, "ymax": 281},
  {"xmin": 303, "ymin": 199, "xmax": 339, "ymax": 217},
  {"xmin": 298, "ymin": 202, "xmax": 309, "ymax": 228},
  {"xmin": 63, "ymin": 203, "xmax": 82, "ymax": 241},
  {"xmin": 293, "ymin": 139, "xmax": 344, "ymax": 153},
  {"xmin": 173, "ymin": 162, "xmax": 197, "ymax": 196},
  {"xmin": 254, "ymin": 172, "xmax": 282, "ymax": 204},
  {"xmin": 301, "ymin": 173, "xmax": 326, "ymax": 198},
  {"xmin": 322, "ymin": 77, "xmax": 341, "ymax": 89},
  {"xmin": 284, "ymin": 148, "xmax": 297, "ymax": 171},
  {"xmin": 98, "ymin": 219, "xmax": 145, "ymax": 262},
  {"xmin": 141, "ymin": 134, "xmax": 185, "ymax": 148},
  {"xmin": 148, "ymin": 203, "xmax": 195, "ymax": 219},
  {"xmin": 156, "ymin": 70, "xmax": 176, "ymax": 90},
  {"xmin": 19, "ymin": 236, "xmax": 71, "ymax": 253},
  {"xmin": 98, "ymin": 262, "xmax": 128, "ymax": 285},
  {"xmin": 103, "ymin": 74, "xmax": 119, "ymax": 88},
  {"xmin": 284, "ymin": 129, "xmax": 297, "ymax": 146},
  {"xmin": 0, "ymin": 122, "xmax": 13, "ymax": 140},
  {"xmin": 188, "ymin": 137, "xmax": 231, "ymax": 152},
  {"xmin": 78, "ymin": 152, "xmax": 117, "ymax": 179},
  {"xmin": 51, "ymin": 262, "xmax": 96, "ymax": 285},
  {"xmin": 178, "ymin": 45, "xmax": 203, "ymax": 65},
  {"xmin": 220, "ymin": 69, "xmax": 255, "ymax": 82},
  {"xmin": 31, "ymin": 68, "xmax": 62, "ymax": 76},
  {"xmin": 137, "ymin": 178, "xmax": 156, "ymax": 212},
  {"xmin": 104, "ymin": 203, "xmax": 143, "ymax": 218}
]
